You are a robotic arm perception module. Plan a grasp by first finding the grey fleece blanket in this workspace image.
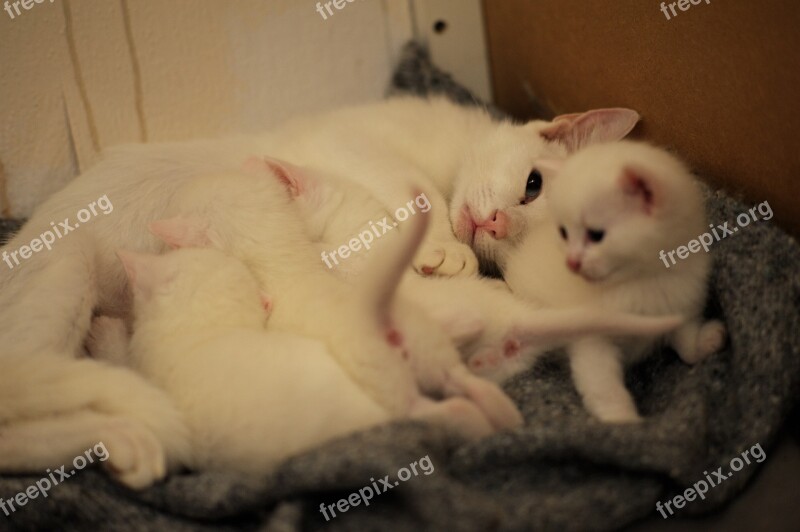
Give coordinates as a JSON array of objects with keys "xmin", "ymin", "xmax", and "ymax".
[{"xmin": 2, "ymin": 43, "xmax": 799, "ymax": 531}]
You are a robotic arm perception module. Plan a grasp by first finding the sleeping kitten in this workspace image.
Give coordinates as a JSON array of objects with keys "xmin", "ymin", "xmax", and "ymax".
[
  {"xmin": 274, "ymin": 156, "xmax": 685, "ymax": 384},
  {"xmin": 500, "ymin": 141, "xmax": 726, "ymax": 422}
]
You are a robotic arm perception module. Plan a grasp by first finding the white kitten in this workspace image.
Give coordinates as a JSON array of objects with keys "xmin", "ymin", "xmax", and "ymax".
[
  {"xmin": 501, "ymin": 141, "xmax": 726, "ymax": 422},
  {"xmin": 108, "ymin": 246, "xmax": 399, "ymax": 473}
]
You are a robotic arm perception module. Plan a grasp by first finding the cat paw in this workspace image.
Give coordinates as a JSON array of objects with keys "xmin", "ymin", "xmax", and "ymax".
[
  {"xmin": 445, "ymin": 366, "xmax": 524, "ymax": 430},
  {"xmin": 695, "ymin": 320, "xmax": 727, "ymax": 359},
  {"xmin": 101, "ymin": 418, "xmax": 167, "ymax": 490},
  {"xmin": 590, "ymin": 404, "xmax": 643, "ymax": 424},
  {"xmin": 85, "ymin": 316, "xmax": 127, "ymax": 362},
  {"xmin": 411, "ymin": 396, "xmax": 495, "ymax": 440},
  {"xmin": 413, "ymin": 240, "xmax": 479, "ymax": 278}
]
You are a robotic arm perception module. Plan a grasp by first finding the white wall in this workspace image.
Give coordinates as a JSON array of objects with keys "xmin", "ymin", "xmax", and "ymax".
[{"xmin": 0, "ymin": 0, "xmax": 488, "ymax": 218}]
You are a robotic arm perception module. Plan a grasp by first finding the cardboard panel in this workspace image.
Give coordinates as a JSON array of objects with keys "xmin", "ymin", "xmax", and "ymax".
[{"xmin": 483, "ymin": 0, "xmax": 800, "ymax": 236}]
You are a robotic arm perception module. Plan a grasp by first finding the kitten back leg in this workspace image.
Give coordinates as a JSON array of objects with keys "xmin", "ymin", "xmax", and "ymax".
[
  {"xmin": 669, "ymin": 319, "xmax": 727, "ymax": 365},
  {"xmin": 442, "ymin": 365, "xmax": 524, "ymax": 430},
  {"xmin": 569, "ymin": 337, "xmax": 642, "ymax": 423}
]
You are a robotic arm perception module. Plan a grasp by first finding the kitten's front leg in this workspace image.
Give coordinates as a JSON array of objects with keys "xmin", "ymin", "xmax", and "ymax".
[
  {"xmin": 669, "ymin": 319, "xmax": 727, "ymax": 365},
  {"xmin": 569, "ymin": 337, "xmax": 642, "ymax": 423}
]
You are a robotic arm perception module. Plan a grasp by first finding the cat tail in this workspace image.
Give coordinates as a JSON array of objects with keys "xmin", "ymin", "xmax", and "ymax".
[
  {"xmin": 358, "ymin": 188, "xmax": 430, "ymax": 326},
  {"xmin": 510, "ymin": 309, "xmax": 683, "ymax": 351},
  {"xmin": 0, "ymin": 352, "xmax": 191, "ymax": 468}
]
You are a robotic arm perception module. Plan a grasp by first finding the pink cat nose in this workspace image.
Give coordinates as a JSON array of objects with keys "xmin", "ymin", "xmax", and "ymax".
[
  {"xmin": 566, "ymin": 257, "xmax": 582, "ymax": 273},
  {"xmin": 476, "ymin": 210, "xmax": 509, "ymax": 240}
]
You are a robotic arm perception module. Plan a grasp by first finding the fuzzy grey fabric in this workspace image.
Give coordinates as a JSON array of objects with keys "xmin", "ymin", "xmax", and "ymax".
[{"xmin": 2, "ymin": 42, "xmax": 799, "ymax": 531}]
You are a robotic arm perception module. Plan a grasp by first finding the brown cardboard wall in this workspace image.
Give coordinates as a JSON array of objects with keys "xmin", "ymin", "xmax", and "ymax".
[{"xmin": 483, "ymin": 0, "xmax": 800, "ymax": 236}]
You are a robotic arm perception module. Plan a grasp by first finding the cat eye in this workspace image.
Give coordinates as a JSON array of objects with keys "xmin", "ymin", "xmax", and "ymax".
[
  {"xmin": 558, "ymin": 226, "xmax": 568, "ymax": 240},
  {"xmin": 587, "ymin": 229, "xmax": 605, "ymax": 243},
  {"xmin": 521, "ymin": 169, "xmax": 543, "ymax": 204}
]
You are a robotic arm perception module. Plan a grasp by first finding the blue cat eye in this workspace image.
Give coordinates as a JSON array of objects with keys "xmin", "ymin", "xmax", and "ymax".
[
  {"xmin": 587, "ymin": 229, "xmax": 605, "ymax": 243},
  {"xmin": 522, "ymin": 169, "xmax": 543, "ymax": 204}
]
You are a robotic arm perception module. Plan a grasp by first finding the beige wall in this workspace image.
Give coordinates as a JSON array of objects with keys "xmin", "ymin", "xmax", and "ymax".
[{"xmin": 0, "ymin": 0, "xmax": 415, "ymax": 217}]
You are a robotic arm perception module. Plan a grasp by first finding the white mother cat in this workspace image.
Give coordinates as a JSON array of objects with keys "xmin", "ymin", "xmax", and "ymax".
[
  {"xmin": 271, "ymin": 97, "xmax": 641, "ymax": 275},
  {"xmin": 500, "ymin": 141, "xmax": 726, "ymax": 422},
  {"xmin": 0, "ymin": 97, "xmax": 637, "ymax": 471}
]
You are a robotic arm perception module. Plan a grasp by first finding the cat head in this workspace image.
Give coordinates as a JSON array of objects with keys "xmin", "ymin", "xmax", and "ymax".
[
  {"xmin": 450, "ymin": 108, "xmax": 640, "ymax": 271},
  {"xmin": 547, "ymin": 141, "xmax": 706, "ymax": 283}
]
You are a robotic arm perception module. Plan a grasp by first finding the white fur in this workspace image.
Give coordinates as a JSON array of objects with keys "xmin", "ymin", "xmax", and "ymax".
[
  {"xmin": 0, "ymin": 98, "xmax": 637, "ymax": 475},
  {"xmin": 502, "ymin": 141, "xmax": 726, "ymax": 422}
]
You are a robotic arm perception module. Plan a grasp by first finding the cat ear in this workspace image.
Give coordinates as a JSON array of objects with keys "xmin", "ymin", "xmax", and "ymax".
[
  {"xmin": 148, "ymin": 217, "xmax": 212, "ymax": 249},
  {"xmin": 117, "ymin": 250, "xmax": 178, "ymax": 300},
  {"xmin": 243, "ymin": 155, "xmax": 311, "ymax": 198},
  {"xmin": 619, "ymin": 166, "xmax": 659, "ymax": 214},
  {"xmin": 538, "ymin": 108, "xmax": 640, "ymax": 153}
]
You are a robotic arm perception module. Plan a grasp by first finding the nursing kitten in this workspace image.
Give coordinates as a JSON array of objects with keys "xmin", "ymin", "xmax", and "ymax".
[
  {"xmin": 107, "ymin": 246, "xmax": 397, "ymax": 473},
  {"xmin": 501, "ymin": 141, "xmax": 726, "ymax": 422},
  {"xmin": 276, "ymin": 156, "xmax": 684, "ymax": 384}
]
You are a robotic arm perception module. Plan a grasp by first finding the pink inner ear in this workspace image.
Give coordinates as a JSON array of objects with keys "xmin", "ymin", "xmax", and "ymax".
[
  {"xmin": 539, "ymin": 108, "xmax": 640, "ymax": 152},
  {"xmin": 620, "ymin": 168, "xmax": 655, "ymax": 213},
  {"xmin": 263, "ymin": 157, "xmax": 306, "ymax": 197}
]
